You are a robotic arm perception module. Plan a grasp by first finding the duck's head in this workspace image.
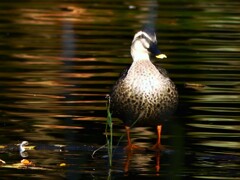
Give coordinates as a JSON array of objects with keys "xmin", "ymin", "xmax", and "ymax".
[{"xmin": 131, "ymin": 29, "xmax": 167, "ymax": 61}]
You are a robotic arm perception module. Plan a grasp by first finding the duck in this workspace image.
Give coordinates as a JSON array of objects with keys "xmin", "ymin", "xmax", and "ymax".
[{"xmin": 110, "ymin": 28, "xmax": 178, "ymax": 151}]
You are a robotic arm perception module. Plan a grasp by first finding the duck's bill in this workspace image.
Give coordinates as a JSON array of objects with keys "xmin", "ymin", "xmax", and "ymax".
[
  {"xmin": 149, "ymin": 43, "xmax": 167, "ymax": 59},
  {"xmin": 156, "ymin": 54, "xmax": 167, "ymax": 59}
]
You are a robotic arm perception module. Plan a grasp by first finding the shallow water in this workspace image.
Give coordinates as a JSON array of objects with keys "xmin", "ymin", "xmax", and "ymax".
[{"xmin": 0, "ymin": 0, "xmax": 239, "ymax": 179}]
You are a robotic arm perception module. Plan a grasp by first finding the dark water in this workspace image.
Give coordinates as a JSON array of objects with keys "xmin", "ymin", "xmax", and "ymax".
[{"xmin": 0, "ymin": 0, "xmax": 239, "ymax": 179}]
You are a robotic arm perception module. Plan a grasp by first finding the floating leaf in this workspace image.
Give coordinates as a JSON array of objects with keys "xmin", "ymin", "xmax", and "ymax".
[
  {"xmin": 0, "ymin": 159, "xmax": 6, "ymax": 164},
  {"xmin": 21, "ymin": 159, "xmax": 34, "ymax": 166},
  {"xmin": 59, "ymin": 163, "xmax": 66, "ymax": 167}
]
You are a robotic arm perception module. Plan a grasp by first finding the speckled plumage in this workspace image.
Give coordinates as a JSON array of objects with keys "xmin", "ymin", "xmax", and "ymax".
[{"xmin": 110, "ymin": 29, "xmax": 178, "ymax": 127}]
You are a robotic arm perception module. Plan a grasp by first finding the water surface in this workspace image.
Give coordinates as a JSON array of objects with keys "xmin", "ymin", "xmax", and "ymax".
[{"xmin": 0, "ymin": 0, "xmax": 239, "ymax": 179}]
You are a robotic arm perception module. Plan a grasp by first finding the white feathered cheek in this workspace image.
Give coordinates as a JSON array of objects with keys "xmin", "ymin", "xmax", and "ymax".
[{"xmin": 141, "ymin": 38, "xmax": 150, "ymax": 49}]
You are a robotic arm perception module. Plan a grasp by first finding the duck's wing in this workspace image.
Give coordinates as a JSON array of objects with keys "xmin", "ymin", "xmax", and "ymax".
[
  {"xmin": 111, "ymin": 65, "xmax": 131, "ymax": 88},
  {"xmin": 109, "ymin": 65, "xmax": 131, "ymax": 115},
  {"xmin": 154, "ymin": 63, "xmax": 169, "ymax": 77}
]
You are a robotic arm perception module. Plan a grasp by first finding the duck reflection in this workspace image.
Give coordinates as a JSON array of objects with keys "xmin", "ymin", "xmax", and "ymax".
[{"xmin": 124, "ymin": 150, "xmax": 162, "ymax": 174}]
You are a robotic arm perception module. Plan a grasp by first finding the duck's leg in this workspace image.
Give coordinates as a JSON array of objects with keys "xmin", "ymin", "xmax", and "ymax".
[
  {"xmin": 151, "ymin": 125, "xmax": 165, "ymax": 151},
  {"xmin": 124, "ymin": 126, "xmax": 143, "ymax": 151}
]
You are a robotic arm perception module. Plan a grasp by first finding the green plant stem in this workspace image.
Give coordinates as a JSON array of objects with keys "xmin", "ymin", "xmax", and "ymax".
[{"xmin": 106, "ymin": 95, "xmax": 113, "ymax": 167}]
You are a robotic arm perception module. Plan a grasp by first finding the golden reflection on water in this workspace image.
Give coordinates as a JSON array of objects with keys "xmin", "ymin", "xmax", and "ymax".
[
  {"xmin": 196, "ymin": 140, "xmax": 240, "ymax": 149},
  {"xmin": 188, "ymin": 123, "xmax": 240, "ymax": 131}
]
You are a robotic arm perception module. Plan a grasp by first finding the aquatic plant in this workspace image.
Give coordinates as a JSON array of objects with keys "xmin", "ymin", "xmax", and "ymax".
[
  {"xmin": 105, "ymin": 94, "xmax": 113, "ymax": 167},
  {"xmin": 92, "ymin": 95, "xmax": 113, "ymax": 168}
]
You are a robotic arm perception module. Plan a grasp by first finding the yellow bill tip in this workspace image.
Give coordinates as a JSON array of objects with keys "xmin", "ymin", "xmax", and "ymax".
[{"xmin": 156, "ymin": 54, "xmax": 167, "ymax": 59}]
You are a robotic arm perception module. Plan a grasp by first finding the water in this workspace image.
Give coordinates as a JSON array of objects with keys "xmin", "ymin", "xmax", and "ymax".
[{"xmin": 0, "ymin": 0, "xmax": 239, "ymax": 179}]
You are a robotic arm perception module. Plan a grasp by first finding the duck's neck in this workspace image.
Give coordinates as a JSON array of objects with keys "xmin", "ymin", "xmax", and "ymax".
[{"xmin": 131, "ymin": 52, "xmax": 150, "ymax": 62}]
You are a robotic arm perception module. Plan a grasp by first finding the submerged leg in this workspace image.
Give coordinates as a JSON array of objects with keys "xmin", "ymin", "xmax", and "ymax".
[
  {"xmin": 151, "ymin": 125, "xmax": 165, "ymax": 151},
  {"xmin": 124, "ymin": 126, "xmax": 143, "ymax": 151}
]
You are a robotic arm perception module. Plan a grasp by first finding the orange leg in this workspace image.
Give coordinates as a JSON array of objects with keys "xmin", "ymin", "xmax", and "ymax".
[
  {"xmin": 126, "ymin": 126, "xmax": 131, "ymax": 147},
  {"xmin": 124, "ymin": 126, "xmax": 143, "ymax": 151},
  {"xmin": 151, "ymin": 125, "xmax": 165, "ymax": 151}
]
